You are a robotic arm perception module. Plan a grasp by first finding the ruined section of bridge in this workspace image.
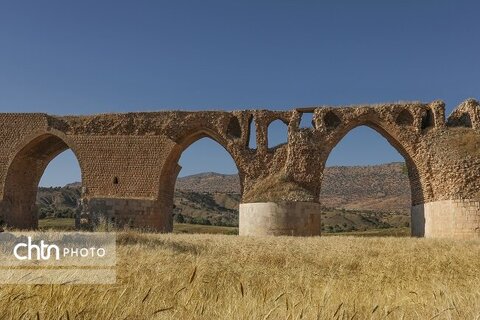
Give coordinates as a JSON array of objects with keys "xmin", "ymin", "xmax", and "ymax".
[{"xmin": 0, "ymin": 99, "xmax": 479, "ymax": 238}]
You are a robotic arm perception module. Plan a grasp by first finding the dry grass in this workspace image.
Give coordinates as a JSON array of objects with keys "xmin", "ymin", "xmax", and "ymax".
[
  {"xmin": 173, "ymin": 223, "xmax": 238, "ymax": 235},
  {"xmin": 2, "ymin": 232, "xmax": 480, "ymax": 319}
]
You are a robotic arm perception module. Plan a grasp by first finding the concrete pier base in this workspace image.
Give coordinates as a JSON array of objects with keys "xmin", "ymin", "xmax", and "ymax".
[
  {"xmin": 411, "ymin": 199, "xmax": 480, "ymax": 238},
  {"xmin": 239, "ymin": 202, "xmax": 322, "ymax": 236}
]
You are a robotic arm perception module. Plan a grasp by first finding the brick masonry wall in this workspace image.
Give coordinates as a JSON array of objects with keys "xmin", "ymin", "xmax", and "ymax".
[
  {"xmin": 0, "ymin": 114, "xmax": 50, "ymax": 200},
  {"xmin": 0, "ymin": 99, "xmax": 479, "ymax": 236},
  {"xmin": 70, "ymin": 135, "xmax": 176, "ymax": 199},
  {"xmin": 83, "ymin": 198, "xmax": 171, "ymax": 232}
]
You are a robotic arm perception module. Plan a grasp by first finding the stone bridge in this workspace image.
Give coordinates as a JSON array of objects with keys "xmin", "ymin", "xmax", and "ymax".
[{"xmin": 1, "ymin": 99, "xmax": 479, "ymax": 238}]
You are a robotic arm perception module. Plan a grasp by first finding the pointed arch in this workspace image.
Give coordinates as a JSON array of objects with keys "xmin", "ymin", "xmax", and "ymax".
[
  {"xmin": 157, "ymin": 129, "xmax": 244, "ymax": 231},
  {"xmin": 0, "ymin": 130, "xmax": 84, "ymax": 229},
  {"xmin": 322, "ymin": 120, "xmax": 424, "ymax": 206}
]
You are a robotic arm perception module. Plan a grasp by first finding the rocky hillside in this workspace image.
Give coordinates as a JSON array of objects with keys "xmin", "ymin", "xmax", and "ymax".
[
  {"xmin": 37, "ymin": 162, "xmax": 411, "ymax": 231},
  {"xmin": 176, "ymin": 172, "xmax": 239, "ymax": 193},
  {"xmin": 177, "ymin": 163, "xmax": 411, "ymax": 213},
  {"xmin": 37, "ymin": 185, "xmax": 81, "ymax": 218},
  {"xmin": 173, "ymin": 190, "xmax": 240, "ymax": 227}
]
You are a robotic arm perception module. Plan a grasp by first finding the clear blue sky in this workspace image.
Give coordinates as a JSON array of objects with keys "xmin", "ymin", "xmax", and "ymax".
[{"xmin": 0, "ymin": 1, "xmax": 478, "ymax": 186}]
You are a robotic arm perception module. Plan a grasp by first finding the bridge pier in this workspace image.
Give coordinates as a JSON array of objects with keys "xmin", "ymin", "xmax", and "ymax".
[
  {"xmin": 0, "ymin": 199, "xmax": 38, "ymax": 230},
  {"xmin": 411, "ymin": 200, "xmax": 480, "ymax": 239},
  {"xmin": 83, "ymin": 198, "xmax": 173, "ymax": 232},
  {"xmin": 239, "ymin": 202, "xmax": 322, "ymax": 236}
]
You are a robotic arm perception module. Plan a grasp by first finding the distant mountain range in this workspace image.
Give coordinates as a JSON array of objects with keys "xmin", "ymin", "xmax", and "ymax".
[
  {"xmin": 320, "ymin": 162, "xmax": 410, "ymax": 213},
  {"xmin": 176, "ymin": 172, "xmax": 239, "ymax": 193},
  {"xmin": 176, "ymin": 162, "xmax": 410, "ymax": 213},
  {"xmin": 37, "ymin": 162, "xmax": 411, "ymax": 231}
]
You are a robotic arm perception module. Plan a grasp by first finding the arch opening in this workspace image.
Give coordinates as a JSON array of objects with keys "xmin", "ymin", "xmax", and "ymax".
[
  {"xmin": 447, "ymin": 112, "xmax": 473, "ymax": 128},
  {"xmin": 324, "ymin": 111, "xmax": 341, "ymax": 129},
  {"xmin": 267, "ymin": 119, "xmax": 288, "ymax": 149},
  {"xmin": 1, "ymin": 134, "xmax": 83, "ymax": 230},
  {"xmin": 226, "ymin": 116, "xmax": 242, "ymax": 139},
  {"xmin": 458, "ymin": 113, "xmax": 472, "ymax": 128},
  {"xmin": 320, "ymin": 125, "xmax": 418, "ymax": 235},
  {"xmin": 421, "ymin": 108, "xmax": 435, "ymax": 129},
  {"xmin": 159, "ymin": 133, "xmax": 241, "ymax": 234},
  {"xmin": 248, "ymin": 115, "xmax": 257, "ymax": 149},
  {"xmin": 299, "ymin": 112, "xmax": 315, "ymax": 129},
  {"xmin": 395, "ymin": 110, "xmax": 414, "ymax": 126}
]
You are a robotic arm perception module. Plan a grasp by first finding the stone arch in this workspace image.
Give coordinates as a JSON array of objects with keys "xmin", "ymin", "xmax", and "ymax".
[
  {"xmin": 446, "ymin": 99, "xmax": 479, "ymax": 128},
  {"xmin": 0, "ymin": 130, "xmax": 84, "ymax": 229},
  {"xmin": 157, "ymin": 129, "xmax": 244, "ymax": 232},
  {"xmin": 321, "ymin": 120, "xmax": 424, "ymax": 206}
]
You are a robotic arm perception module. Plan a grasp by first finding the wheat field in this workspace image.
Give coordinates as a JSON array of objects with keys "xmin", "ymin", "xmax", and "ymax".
[{"xmin": 2, "ymin": 232, "xmax": 480, "ymax": 319}]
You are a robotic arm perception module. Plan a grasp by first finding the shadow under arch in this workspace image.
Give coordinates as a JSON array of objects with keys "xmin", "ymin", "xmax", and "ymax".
[
  {"xmin": 321, "ymin": 120, "xmax": 425, "ymax": 208},
  {"xmin": 0, "ymin": 130, "xmax": 84, "ymax": 229},
  {"xmin": 157, "ymin": 129, "xmax": 244, "ymax": 231}
]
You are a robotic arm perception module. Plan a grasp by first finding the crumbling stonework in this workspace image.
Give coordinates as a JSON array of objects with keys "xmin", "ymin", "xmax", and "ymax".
[{"xmin": 0, "ymin": 99, "xmax": 479, "ymax": 238}]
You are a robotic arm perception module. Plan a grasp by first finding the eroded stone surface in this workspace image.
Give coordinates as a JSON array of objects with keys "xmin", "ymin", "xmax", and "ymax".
[{"xmin": 0, "ymin": 99, "xmax": 479, "ymax": 236}]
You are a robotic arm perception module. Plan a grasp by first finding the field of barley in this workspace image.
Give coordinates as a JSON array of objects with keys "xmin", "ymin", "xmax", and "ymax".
[{"xmin": 2, "ymin": 232, "xmax": 480, "ymax": 319}]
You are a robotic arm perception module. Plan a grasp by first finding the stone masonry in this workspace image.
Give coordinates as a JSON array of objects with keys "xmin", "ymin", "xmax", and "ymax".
[{"xmin": 0, "ymin": 99, "xmax": 479, "ymax": 238}]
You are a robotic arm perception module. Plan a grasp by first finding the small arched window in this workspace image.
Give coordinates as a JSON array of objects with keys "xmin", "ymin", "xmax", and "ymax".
[
  {"xmin": 299, "ymin": 112, "xmax": 315, "ymax": 129},
  {"xmin": 459, "ymin": 113, "xmax": 473, "ymax": 128},
  {"xmin": 267, "ymin": 119, "xmax": 288, "ymax": 148},
  {"xmin": 248, "ymin": 115, "xmax": 257, "ymax": 149},
  {"xmin": 421, "ymin": 109, "xmax": 435, "ymax": 129},
  {"xmin": 226, "ymin": 116, "xmax": 242, "ymax": 138},
  {"xmin": 324, "ymin": 111, "xmax": 341, "ymax": 129},
  {"xmin": 395, "ymin": 110, "xmax": 414, "ymax": 126}
]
